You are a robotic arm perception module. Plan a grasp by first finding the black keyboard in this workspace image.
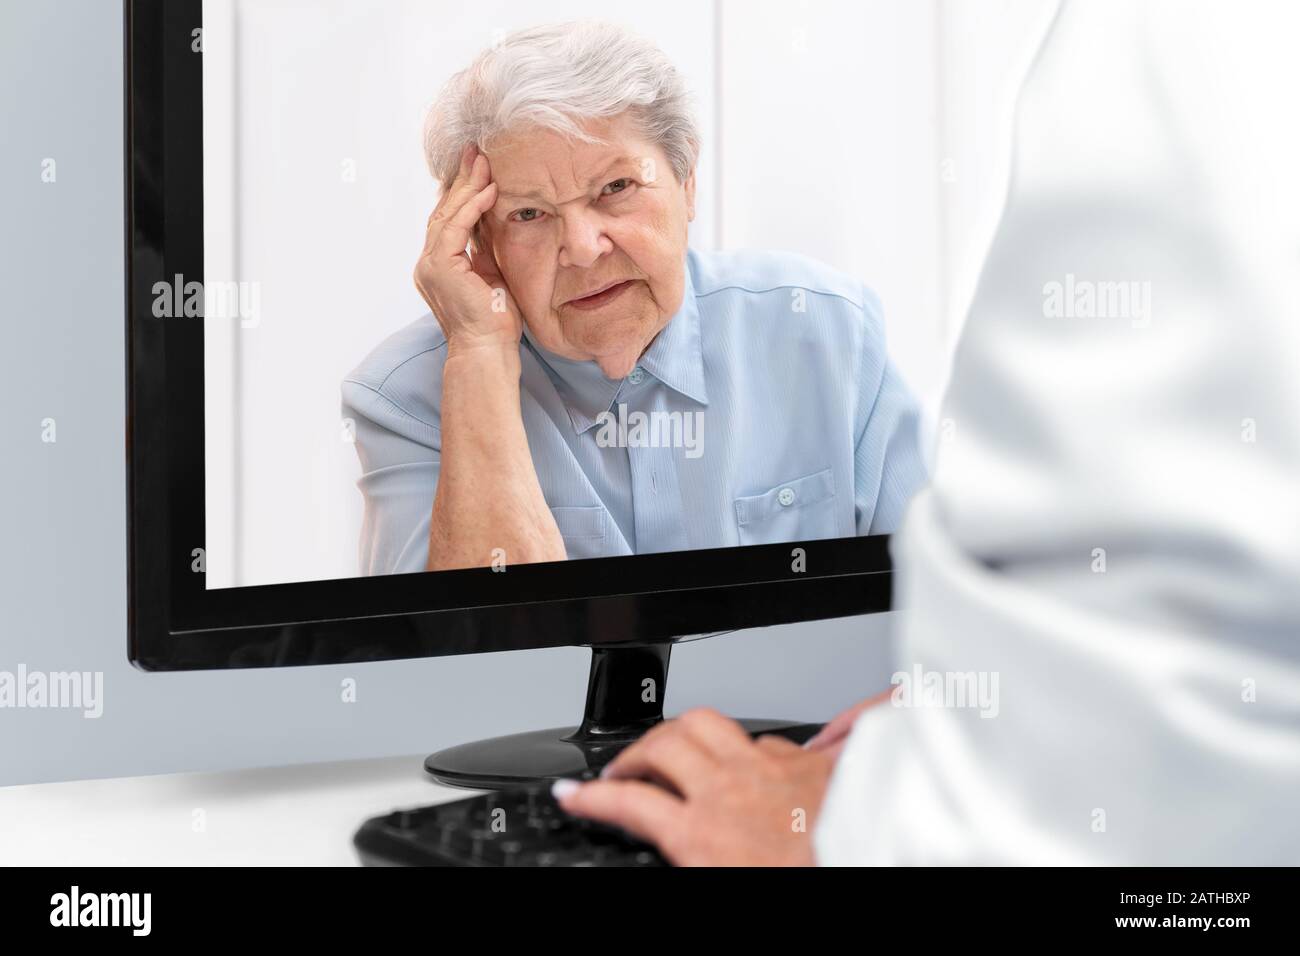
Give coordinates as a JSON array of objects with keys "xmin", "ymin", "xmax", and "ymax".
[
  {"xmin": 354, "ymin": 775, "xmax": 668, "ymax": 867},
  {"xmin": 355, "ymin": 722, "xmax": 823, "ymax": 866}
]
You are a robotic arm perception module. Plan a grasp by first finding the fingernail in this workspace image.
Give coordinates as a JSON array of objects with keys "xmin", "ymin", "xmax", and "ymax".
[{"xmin": 551, "ymin": 778, "xmax": 581, "ymax": 800}]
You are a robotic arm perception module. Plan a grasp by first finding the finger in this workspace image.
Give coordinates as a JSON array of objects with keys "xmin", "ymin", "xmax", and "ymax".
[
  {"xmin": 599, "ymin": 725, "xmax": 718, "ymax": 797},
  {"xmin": 822, "ymin": 737, "xmax": 852, "ymax": 763},
  {"xmin": 432, "ymin": 180, "xmax": 497, "ymax": 266},
  {"xmin": 556, "ymin": 779, "xmax": 686, "ymax": 856},
  {"xmin": 439, "ymin": 151, "xmax": 491, "ymax": 220},
  {"xmin": 802, "ymin": 711, "xmax": 860, "ymax": 751},
  {"xmin": 755, "ymin": 733, "xmax": 803, "ymax": 755},
  {"xmin": 599, "ymin": 710, "xmax": 745, "ymax": 780},
  {"xmin": 423, "ymin": 146, "xmax": 485, "ymax": 253},
  {"xmin": 415, "ymin": 197, "xmax": 489, "ymax": 301},
  {"xmin": 671, "ymin": 707, "xmax": 756, "ymax": 761},
  {"xmin": 442, "ymin": 142, "xmax": 479, "ymax": 207},
  {"xmin": 430, "ymin": 156, "xmax": 493, "ymax": 256},
  {"xmin": 803, "ymin": 688, "xmax": 892, "ymax": 751}
]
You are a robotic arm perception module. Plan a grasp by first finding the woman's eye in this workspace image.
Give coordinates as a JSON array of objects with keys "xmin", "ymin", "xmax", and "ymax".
[{"xmin": 508, "ymin": 181, "xmax": 630, "ymax": 222}]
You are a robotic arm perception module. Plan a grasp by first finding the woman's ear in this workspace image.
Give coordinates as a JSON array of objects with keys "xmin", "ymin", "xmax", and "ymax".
[{"xmin": 684, "ymin": 167, "xmax": 697, "ymax": 222}]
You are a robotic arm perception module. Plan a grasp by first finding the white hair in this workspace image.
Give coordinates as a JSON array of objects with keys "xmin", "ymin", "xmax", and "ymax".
[{"xmin": 422, "ymin": 20, "xmax": 701, "ymax": 198}]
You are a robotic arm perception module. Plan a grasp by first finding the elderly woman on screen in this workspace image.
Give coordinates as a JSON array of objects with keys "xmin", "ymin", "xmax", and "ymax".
[{"xmin": 342, "ymin": 20, "xmax": 927, "ymax": 573}]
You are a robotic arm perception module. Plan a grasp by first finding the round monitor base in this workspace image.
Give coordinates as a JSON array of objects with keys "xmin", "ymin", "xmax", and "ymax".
[{"xmin": 425, "ymin": 718, "xmax": 823, "ymax": 791}]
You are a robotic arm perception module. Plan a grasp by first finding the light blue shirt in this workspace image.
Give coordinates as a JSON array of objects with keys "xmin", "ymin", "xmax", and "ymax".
[{"xmin": 342, "ymin": 246, "xmax": 928, "ymax": 574}]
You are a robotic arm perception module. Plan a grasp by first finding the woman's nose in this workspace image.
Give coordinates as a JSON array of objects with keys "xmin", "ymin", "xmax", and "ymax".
[{"xmin": 557, "ymin": 211, "xmax": 613, "ymax": 269}]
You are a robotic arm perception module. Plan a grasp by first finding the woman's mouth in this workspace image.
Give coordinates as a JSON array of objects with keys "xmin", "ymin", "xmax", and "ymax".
[{"xmin": 564, "ymin": 279, "xmax": 635, "ymax": 311}]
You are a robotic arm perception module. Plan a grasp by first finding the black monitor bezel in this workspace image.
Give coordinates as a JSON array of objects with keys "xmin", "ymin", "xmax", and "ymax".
[{"xmin": 125, "ymin": 0, "xmax": 895, "ymax": 672}]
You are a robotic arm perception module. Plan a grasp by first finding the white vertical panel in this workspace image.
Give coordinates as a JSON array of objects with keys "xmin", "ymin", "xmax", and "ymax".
[
  {"xmin": 201, "ymin": 0, "xmax": 239, "ymax": 588},
  {"xmin": 718, "ymin": 0, "xmax": 946, "ymax": 425}
]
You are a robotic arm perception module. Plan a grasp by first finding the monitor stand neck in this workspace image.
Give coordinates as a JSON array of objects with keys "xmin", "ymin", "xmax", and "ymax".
[
  {"xmin": 565, "ymin": 643, "xmax": 671, "ymax": 743},
  {"xmin": 424, "ymin": 641, "xmax": 817, "ymax": 791}
]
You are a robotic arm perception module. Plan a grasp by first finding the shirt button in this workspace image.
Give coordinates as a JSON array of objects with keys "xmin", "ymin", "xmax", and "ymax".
[
  {"xmin": 777, "ymin": 487, "xmax": 796, "ymax": 507},
  {"xmin": 627, "ymin": 366, "xmax": 645, "ymax": 386}
]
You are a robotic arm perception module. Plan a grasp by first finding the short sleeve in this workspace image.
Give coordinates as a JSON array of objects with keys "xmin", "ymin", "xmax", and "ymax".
[
  {"xmin": 341, "ymin": 379, "xmax": 441, "ymax": 575},
  {"xmin": 852, "ymin": 287, "xmax": 929, "ymax": 535}
]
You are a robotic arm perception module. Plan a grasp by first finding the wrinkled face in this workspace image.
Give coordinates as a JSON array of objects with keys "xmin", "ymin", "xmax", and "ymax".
[{"xmin": 479, "ymin": 113, "xmax": 696, "ymax": 380}]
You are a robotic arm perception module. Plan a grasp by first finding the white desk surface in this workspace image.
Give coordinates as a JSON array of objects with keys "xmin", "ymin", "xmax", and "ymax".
[{"xmin": 0, "ymin": 755, "xmax": 477, "ymax": 866}]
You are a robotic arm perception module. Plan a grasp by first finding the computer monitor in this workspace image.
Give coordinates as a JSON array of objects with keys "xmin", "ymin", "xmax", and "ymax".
[{"xmin": 125, "ymin": 0, "xmax": 929, "ymax": 788}]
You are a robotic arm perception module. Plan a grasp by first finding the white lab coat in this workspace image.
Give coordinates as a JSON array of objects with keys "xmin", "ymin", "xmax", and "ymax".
[{"xmin": 815, "ymin": 0, "xmax": 1300, "ymax": 865}]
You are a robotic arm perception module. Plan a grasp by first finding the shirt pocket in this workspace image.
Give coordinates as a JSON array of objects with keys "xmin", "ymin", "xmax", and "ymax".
[
  {"xmin": 734, "ymin": 467, "xmax": 838, "ymax": 547},
  {"xmin": 550, "ymin": 505, "xmax": 609, "ymax": 560}
]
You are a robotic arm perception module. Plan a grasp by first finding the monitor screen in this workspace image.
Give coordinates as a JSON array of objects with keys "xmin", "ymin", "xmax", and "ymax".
[
  {"xmin": 191, "ymin": 0, "xmax": 938, "ymax": 593},
  {"xmin": 127, "ymin": 0, "xmax": 952, "ymax": 667}
]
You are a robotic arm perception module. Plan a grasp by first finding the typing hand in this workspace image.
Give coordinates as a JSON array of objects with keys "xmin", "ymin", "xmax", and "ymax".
[
  {"xmin": 800, "ymin": 687, "xmax": 893, "ymax": 758},
  {"xmin": 553, "ymin": 708, "xmax": 836, "ymax": 866}
]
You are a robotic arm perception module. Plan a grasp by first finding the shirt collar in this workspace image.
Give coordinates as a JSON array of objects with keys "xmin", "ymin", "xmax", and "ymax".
[{"xmin": 523, "ymin": 251, "xmax": 708, "ymax": 434}]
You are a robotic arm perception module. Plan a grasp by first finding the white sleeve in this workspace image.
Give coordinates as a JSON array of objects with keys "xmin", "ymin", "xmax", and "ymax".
[{"xmin": 815, "ymin": 0, "xmax": 1300, "ymax": 865}]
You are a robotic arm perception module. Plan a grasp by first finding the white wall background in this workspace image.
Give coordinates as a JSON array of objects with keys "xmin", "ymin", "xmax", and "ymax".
[{"xmin": 204, "ymin": 0, "xmax": 1058, "ymax": 589}]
